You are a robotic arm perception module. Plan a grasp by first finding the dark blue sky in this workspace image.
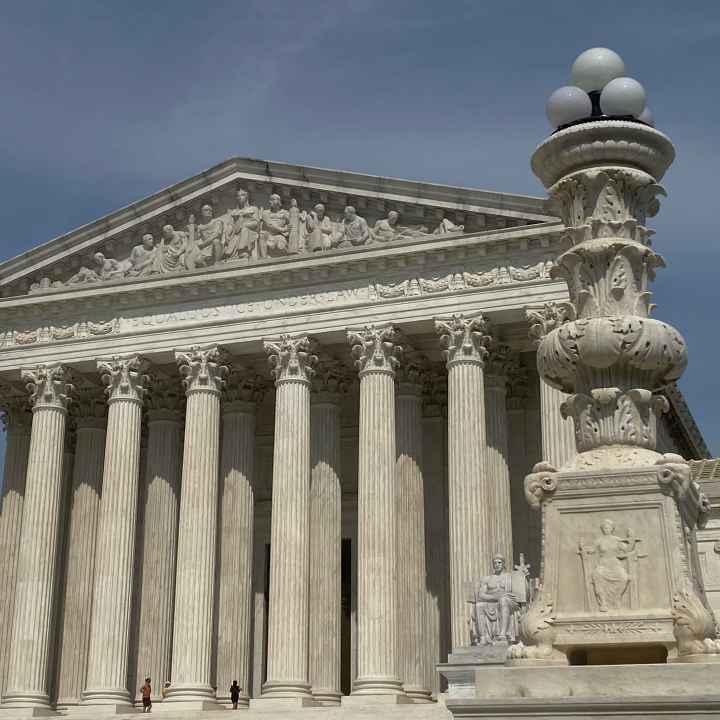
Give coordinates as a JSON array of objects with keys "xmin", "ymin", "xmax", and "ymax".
[{"xmin": 0, "ymin": 1, "xmax": 718, "ymax": 457}]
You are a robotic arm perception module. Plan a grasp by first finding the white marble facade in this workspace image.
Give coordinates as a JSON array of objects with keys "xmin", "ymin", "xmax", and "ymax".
[{"xmin": 0, "ymin": 158, "xmax": 708, "ymax": 713}]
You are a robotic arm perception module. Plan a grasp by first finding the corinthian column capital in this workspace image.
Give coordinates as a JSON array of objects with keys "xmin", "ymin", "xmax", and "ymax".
[
  {"xmin": 347, "ymin": 324, "xmax": 403, "ymax": 377},
  {"xmin": 485, "ymin": 339, "xmax": 513, "ymax": 382},
  {"xmin": 264, "ymin": 334, "xmax": 317, "ymax": 385},
  {"xmin": 175, "ymin": 346, "xmax": 228, "ymax": 395},
  {"xmin": 395, "ymin": 350, "xmax": 430, "ymax": 396},
  {"xmin": 21, "ymin": 364, "xmax": 74, "ymax": 411},
  {"xmin": 224, "ymin": 367, "xmax": 267, "ymax": 411},
  {"xmin": 145, "ymin": 370, "xmax": 185, "ymax": 419},
  {"xmin": 0, "ymin": 393, "xmax": 32, "ymax": 434},
  {"xmin": 311, "ymin": 356, "xmax": 350, "ymax": 404},
  {"xmin": 434, "ymin": 313, "xmax": 490, "ymax": 368}
]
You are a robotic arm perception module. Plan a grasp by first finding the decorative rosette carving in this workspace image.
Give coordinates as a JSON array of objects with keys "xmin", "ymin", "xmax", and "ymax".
[
  {"xmin": 264, "ymin": 334, "xmax": 318, "ymax": 385},
  {"xmin": 434, "ymin": 313, "xmax": 490, "ymax": 367},
  {"xmin": 524, "ymin": 462, "xmax": 558, "ymax": 510},
  {"xmin": 175, "ymin": 346, "xmax": 228, "ymax": 395},
  {"xmin": 22, "ymin": 364, "xmax": 74, "ymax": 411},
  {"xmin": 347, "ymin": 324, "xmax": 403, "ymax": 376},
  {"xmin": 98, "ymin": 355, "xmax": 148, "ymax": 403}
]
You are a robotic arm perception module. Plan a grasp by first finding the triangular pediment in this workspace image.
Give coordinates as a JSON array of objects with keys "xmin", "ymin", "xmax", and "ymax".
[{"xmin": 0, "ymin": 156, "xmax": 554, "ymax": 298}]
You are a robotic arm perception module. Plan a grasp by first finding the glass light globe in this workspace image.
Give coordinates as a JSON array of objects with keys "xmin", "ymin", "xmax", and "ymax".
[
  {"xmin": 599, "ymin": 77, "xmax": 646, "ymax": 117},
  {"xmin": 570, "ymin": 47, "xmax": 625, "ymax": 92},
  {"xmin": 638, "ymin": 106, "xmax": 655, "ymax": 126},
  {"xmin": 545, "ymin": 86, "xmax": 592, "ymax": 128}
]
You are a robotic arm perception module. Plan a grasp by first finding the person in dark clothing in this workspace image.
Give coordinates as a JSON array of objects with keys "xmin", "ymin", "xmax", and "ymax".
[
  {"xmin": 141, "ymin": 677, "xmax": 152, "ymax": 713},
  {"xmin": 230, "ymin": 680, "xmax": 241, "ymax": 710}
]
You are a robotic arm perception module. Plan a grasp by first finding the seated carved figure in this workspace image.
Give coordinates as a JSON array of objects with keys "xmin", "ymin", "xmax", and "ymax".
[
  {"xmin": 156, "ymin": 224, "xmax": 188, "ymax": 274},
  {"xmin": 336, "ymin": 206, "xmax": 369, "ymax": 248},
  {"xmin": 224, "ymin": 189, "xmax": 259, "ymax": 262},
  {"xmin": 259, "ymin": 194, "xmax": 290, "ymax": 258},
  {"xmin": 467, "ymin": 554, "xmax": 531, "ymax": 645},
  {"xmin": 304, "ymin": 203, "xmax": 335, "ymax": 252},
  {"xmin": 127, "ymin": 234, "xmax": 158, "ymax": 277}
]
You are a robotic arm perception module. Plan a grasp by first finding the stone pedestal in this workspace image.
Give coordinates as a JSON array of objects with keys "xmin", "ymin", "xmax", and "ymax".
[
  {"xmin": 82, "ymin": 357, "xmax": 146, "ymax": 708},
  {"xmin": 308, "ymin": 359, "xmax": 345, "ymax": 705},
  {"xmin": 3, "ymin": 366, "xmax": 71, "ymax": 711},
  {"xmin": 165, "ymin": 347, "xmax": 226, "ymax": 707},
  {"xmin": 0, "ymin": 399, "xmax": 31, "ymax": 700},
  {"xmin": 348, "ymin": 325, "xmax": 403, "ymax": 696},
  {"xmin": 215, "ymin": 370, "xmax": 264, "ymax": 707},
  {"xmin": 437, "ymin": 645, "xmax": 508, "ymax": 699},
  {"xmin": 54, "ymin": 401, "xmax": 106, "ymax": 707},
  {"xmin": 134, "ymin": 375, "xmax": 184, "ymax": 703},
  {"xmin": 262, "ymin": 335, "xmax": 316, "ymax": 700},
  {"xmin": 435, "ymin": 314, "xmax": 491, "ymax": 651}
]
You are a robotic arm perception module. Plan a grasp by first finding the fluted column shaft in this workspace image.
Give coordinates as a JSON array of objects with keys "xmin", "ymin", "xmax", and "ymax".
[
  {"xmin": 485, "ymin": 375, "xmax": 513, "ymax": 562},
  {"xmin": 435, "ymin": 314, "xmax": 490, "ymax": 650},
  {"xmin": 396, "ymin": 382, "xmax": 430, "ymax": 702},
  {"xmin": 135, "ymin": 406, "xmax": 183, "ymax": 701},
  {"xmin": 309, "ymin": 390, "xmax": 342, "ymax": 704},
  {"xmin": 84, "ymin": 357, "xmax": 146, "ymax": 706},
  {"xmin": 0, "ymin": 404, "xmax": 31, "ymax": 700},
  {"xmin": 539, "ymin": 380, "xmax": 575, "ymax": 469},
  {"xmin": 216, "ymin": 394, "xmax": 259, "ymax": 706},
  {"xmin": 167, "ymin": 347, "xmax": 225, "ymax": 705},
  {"xmin": 263, "ymin": 334, "xmax": 315, "ymax": 698},
  {"xmin": 55, "ymin": 418, "xmax": 106, "ymax": 706},
  {"xmin": 4, "ymin": 366, "xmax": 71, "ymax": 709},
  {"xmin": 348, "ymin": 324, "xmax": 403, "ymax": 696}
]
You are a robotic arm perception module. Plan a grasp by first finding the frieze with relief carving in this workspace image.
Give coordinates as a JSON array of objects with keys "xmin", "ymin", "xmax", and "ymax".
[{"xmin": 28, "ymin": 188, "xmax": 480, "ymax": 294}]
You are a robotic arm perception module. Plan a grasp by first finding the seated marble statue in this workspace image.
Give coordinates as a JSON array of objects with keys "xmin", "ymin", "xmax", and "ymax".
[
  {"xmin": 335, "ymin": 206, "xmax": 370, "ymax": 248},
  {"xmin": 127, "ymin": 234, "xmax": 158, "ymax": 277},
  {"xmin": 156, "ymin": 224, "xmax": 189, "ymax": 274},
  {"xmin": 224, "ymin": 189, "xmax": 259, "ymax": 262},
  {"xmin": 467, "ymin": 554, "xmax": 530, "ymax": 645},
  {"xmin": 259, "ymin": 193, "xmax": 290, "ymax": 258},
  {"xmin": 372, "ymin": 210, "xmax": 402, "ymax": 243},
  {"xmin": 304, "ymin": 203, "xmax": 335, "ymax": 252},
  {"xmin": 433, "ymin": 216, "xmax": 464, "ymax": 235}
]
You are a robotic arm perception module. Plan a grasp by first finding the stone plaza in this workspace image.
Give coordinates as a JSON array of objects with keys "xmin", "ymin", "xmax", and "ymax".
[{"xmin": 0, "ymin": 49, "xmax": 719, "ymax": 720}]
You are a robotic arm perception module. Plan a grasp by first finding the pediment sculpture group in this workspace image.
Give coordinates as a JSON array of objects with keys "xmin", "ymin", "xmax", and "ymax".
[{"xmin": 50, "ymin": 190, "xmax": 465, "ymax": 290}]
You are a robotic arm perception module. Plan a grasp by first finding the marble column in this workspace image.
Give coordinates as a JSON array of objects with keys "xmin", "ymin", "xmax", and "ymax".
[
  {"xmin": 134, "ymin": 374, "xmax": 184, "ymax": 701},
  {"xmin": 261, "ymin": 334, "xmax": 316, "ymax": 701},
  {"xmin": 395, "ymin": 354, "xmax": 431, "ymax": 702},
  {"xmin": 422, "ymin": 369, "xmax": 449, "ymax": 695},
  {"xmin": 3, "ymin": 365, "xmax": 72, "ymax": 710},
  {"xmin": 216, "ymin": 369, "xmax": 265, "ymax": 707},
  {"xmin": 539, "ymin": 379, "xmax": 575, "ymax": 469},
  {"xmin": 0, "ymin": 397, "xmax": 32, "ymax": 701},
  {"xmin": 166, "ymin": 346, "xmax": 226, "ymax": 707},
  {"xmin": 484, "ymin": 342, "xmax": 514, "ymax": 563},
  {"xmin": 55, "ymin": 389, "xmax": 107, "ymax": 707},
  {"xmin": 308, "ymin": 358, "xmax": 346, "ymax": 705},
  {"xmin": 347, "ymin": 324, "xmax": 404, "ymax": 697},
  {"xmin": 82, "ymin": 357, "xmax": 146, "ymax": 708},
  {"xmin": 435, "ymin": 313, "xmax": 491, "ymax": 650}
]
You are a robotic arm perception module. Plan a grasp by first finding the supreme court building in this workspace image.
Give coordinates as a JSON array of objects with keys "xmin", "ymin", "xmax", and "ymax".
[{"xmin": 0, "ymin": 157, "xmax": 710, "ymax": 714}]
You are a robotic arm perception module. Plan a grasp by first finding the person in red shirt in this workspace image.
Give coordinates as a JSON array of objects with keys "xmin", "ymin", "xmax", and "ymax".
[{"xmin": 141, "ymin": 677, "xmax": 152, "ymax": 713}]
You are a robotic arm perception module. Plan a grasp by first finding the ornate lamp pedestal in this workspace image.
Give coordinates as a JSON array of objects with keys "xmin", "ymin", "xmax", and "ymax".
[{"xmin": 446, "ymin": 122, "xmax": 720, "ymax": 719}]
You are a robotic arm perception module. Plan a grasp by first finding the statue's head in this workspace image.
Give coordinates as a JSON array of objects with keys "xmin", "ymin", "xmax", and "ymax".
[
  {"xmin": 201, "ymin": 203, "xmax": 213, "ymax": 221},
  {"xmin": 492, "ymin": 554, "xmax": 506, "ymax": 573},
  {"xmin": 388, "ymin": 210, "xmax": 399, "ymax": 225},
  {"xmin": 314, "ymin": 203, "xmax": 325, "ymax": 217},
  {"xmin": 93, "ymin": 252, "xmax": 105, "ymax": 266},
  {"xmin": 344, "ymin": 206, "xmax": 357, "ymax": 221},
  {"xmin": 237, "ymin": 189, "xmax": 249, "ymax": 206},
  {"xmin": 162, "ymin": 224, "xmax": 175, "ymax": 240},
  {"xmin": 601, "ymin": 519, "xmax": 615, "ymax": 535},
  {"xmin": 142, "ymin": 233, "xmax": 154, "ymax": 250},
  {"xmin": 269, "ymin": 193, "xmax": 282, "ymax": 210}
]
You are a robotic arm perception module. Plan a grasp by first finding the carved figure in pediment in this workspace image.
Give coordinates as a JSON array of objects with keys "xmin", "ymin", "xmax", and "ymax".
[
  {"xmin": 467, "ymin": 554, "xmax": 531, "ymax": 645},
  {"xmin": 259, "ymin": 194, "xmax": 291, "ymax": 258},
  {"xmin": 434, "ymin": 216, "xmax": 464, "ymax": 235},
  {"xmin": 305, "ymin": 203, "xmax": 334, "ymax": 252},
  {"xmin": 185, "ymin": 205, "xmax": 223, "ymax": 270},
  {"xmin": 372, "ymin": 210, "xmax": 401, "ymax": 243},
  {"xmin": 127, "ymin": 234, "xmax": 158, "ymax": 277},
  {"xmin": 156, "ymin": 224, "xmax": 189, "ymax": 274},
  {"xmin": 336, "ymin": 206, "xmax": 370, "ymax": 248},
  {"xmin": 577, "ymin": 519, "xmax": 647, "ymax": 612},
  {"xmin": 93, "ymin": 252, "xmax": 130, "ymax": 280},
  {"xmin": 66, "ymin": 265, "xmax": 101, "ymax": 286},
  {"xmin": 224, "ymin": 189, "xmax": 259, "ymax": 263},
  {"xmin": 288, "ymin": 198, "xmax": 303, "ymax": 254}
]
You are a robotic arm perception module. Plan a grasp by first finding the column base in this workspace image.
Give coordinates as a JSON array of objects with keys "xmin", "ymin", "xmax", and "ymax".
[
  {"xmin": 402, "ymin": 684, "xmax": 433, "ymax": 703},
  {"xmin": 350, "ymin": 676, "xmax": 405, "ymax": 697},
  {"xmin": 80, "ymin": 688, "xmax": 133, "ymax": 707},
  {"xmin": 0, "ymin": 710, "xmax": 59, "ymax": 718},
  {"xmin": 66, "ymin": 705, "xmax": 134, "ymax": 716},
  {"xmin": 154, "ymin": 700, "xmax": 222, "ymax": 712},
  {"xmin": 260, "ymin": 680, "xmax": 312, "ymax": 699},
  {"xmin": 343, "ymin": 694, "xmax": 410, "ymax": 706},
  {"xmin": 163, "ymin": 684, "xmax": 216, "ymax": 704},
  {"xmin": 0, "ymin": 692, "xmax": 52, "ymax": 712},
  {"xmin": 311, "ymin": 688, "xmax": 342, "ymax": 706}
]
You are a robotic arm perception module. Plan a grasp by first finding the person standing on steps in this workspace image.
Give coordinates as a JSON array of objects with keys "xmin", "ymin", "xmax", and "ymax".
[
  {"xmin": 230, "ymin": 680, "xmax": 241, "ymax": 709},
  {"xmin": 141, "ymin": 677, "xmax": 152, "ymax": 713}
]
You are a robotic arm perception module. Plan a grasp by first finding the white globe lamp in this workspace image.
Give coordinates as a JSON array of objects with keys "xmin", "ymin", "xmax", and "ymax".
[
  {"xmin": 600, "ymin": 77, "xmax": 646, "ymax": 117},
  {"xmin": 570, "ymin": 47, "xmax": 625, "ymax": 92},
  {"xmin": 546, "ymin": 86, "xmax": 592, "ymax": 128}
]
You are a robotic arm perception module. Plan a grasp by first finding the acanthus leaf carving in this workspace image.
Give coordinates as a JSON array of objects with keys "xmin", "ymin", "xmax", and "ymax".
[
  {"xmin": 507, "ymin": 594, "xmax": 566, "ymax": 663},
  {"xmin": 97, "ymin": 355, "xmax": 148, "ymax": 403},
  {"xmin": 175, "ymin": 346, "xmax": 228, "ymax": 394},
  {"xmin": 264, "ymin": 334, "xmax": 318, "ymax": 384},
  {"xmin": 524, "ymin": 462, "xmax": 558, "ymax": 510},
  {"xmin": 434, "ymin": 313, "xmax": 490, "ymax": 367},
  {"xmin": 347, "ymin": 324, "xmax": 403, "ymax": 376},
  {"xmin": 21, "ymin": 364, "xmax": 74, "ymax": 411},
  {"xmin": 671, "ymin": 584, "xmax": 720, "ymax": 658}
]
